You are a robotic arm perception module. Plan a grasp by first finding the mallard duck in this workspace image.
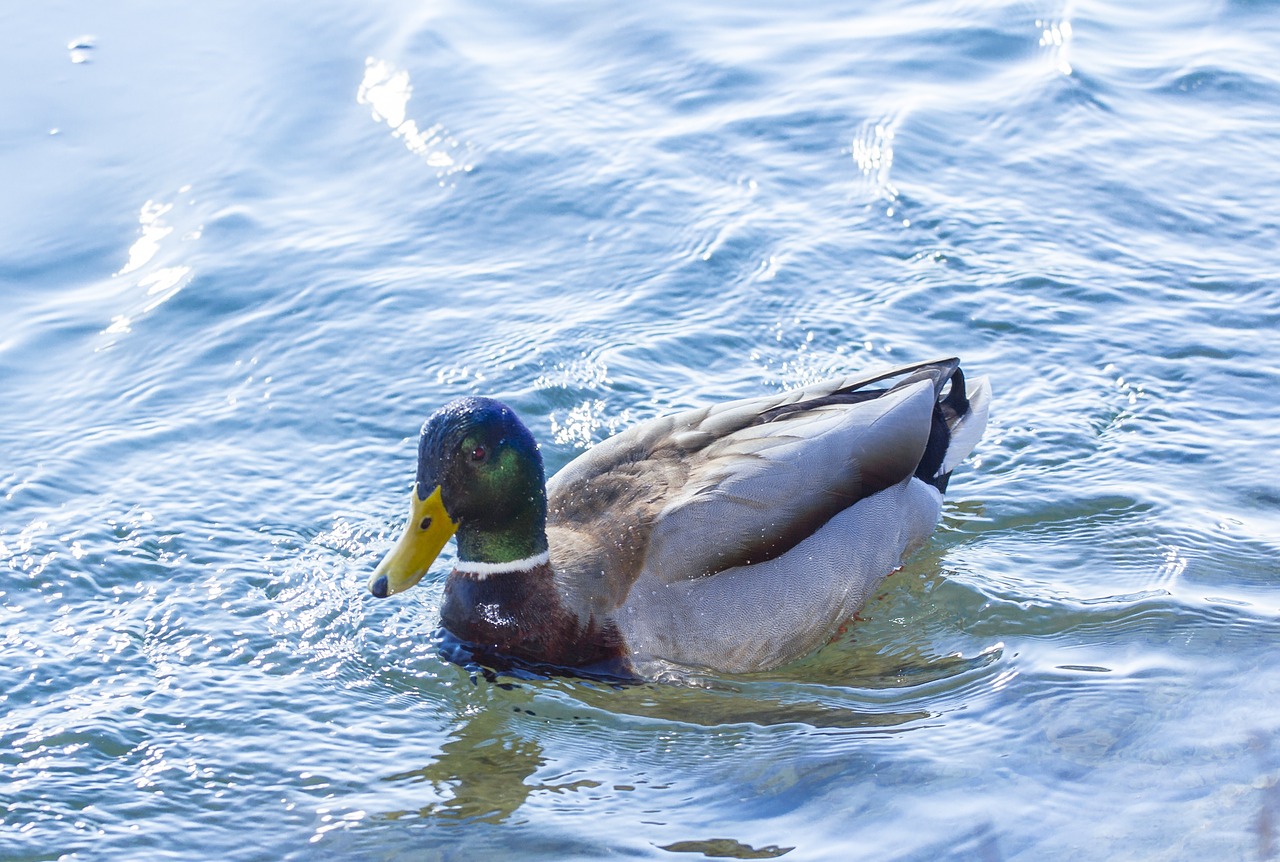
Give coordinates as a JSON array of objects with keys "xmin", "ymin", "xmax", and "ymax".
[{"xmin": 368, "ymin": 357, "xmax": 990, "ymax": 678}]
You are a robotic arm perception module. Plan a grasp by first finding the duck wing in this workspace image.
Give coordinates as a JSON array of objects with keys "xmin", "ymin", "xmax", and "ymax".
[{"xmin": 546, "ymin": 357, "xmax": 965, "ymax": 596}]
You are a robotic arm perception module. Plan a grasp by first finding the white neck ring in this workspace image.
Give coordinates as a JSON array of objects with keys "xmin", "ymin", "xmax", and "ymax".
[{"xmin": 453, "ymin": 550, "xmax": 550, "ymax": 579}]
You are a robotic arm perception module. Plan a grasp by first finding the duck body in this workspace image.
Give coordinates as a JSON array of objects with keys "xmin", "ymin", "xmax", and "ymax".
[{"xmin": 370, "ymin": 357, "xmax": 990, "ymax": 679}]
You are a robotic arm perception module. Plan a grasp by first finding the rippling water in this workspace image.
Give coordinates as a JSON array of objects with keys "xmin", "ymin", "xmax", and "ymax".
[{"xmin": 3, "ymin": 0, "xmax": 1279, "ymax": 859}]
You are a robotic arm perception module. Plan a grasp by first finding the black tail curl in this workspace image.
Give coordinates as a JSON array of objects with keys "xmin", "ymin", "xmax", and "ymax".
[{"xmin": 915, "ymin": 367, "xmax": 969, "ymax": 492}]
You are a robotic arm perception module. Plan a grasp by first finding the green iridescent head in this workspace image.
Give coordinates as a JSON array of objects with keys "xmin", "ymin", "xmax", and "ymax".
[{"xmin": 369, "ymin": 397, "xmax": 548, "ymax": 598}]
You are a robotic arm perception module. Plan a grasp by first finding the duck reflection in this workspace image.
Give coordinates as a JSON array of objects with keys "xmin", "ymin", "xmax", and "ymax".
[
  {"xmin": 372, "ymin": 625, "xmax": 1002, "ymax": 826},
  {"xmin": 381, "ymin": 687, "xmax": 549, "ymax": 824}
]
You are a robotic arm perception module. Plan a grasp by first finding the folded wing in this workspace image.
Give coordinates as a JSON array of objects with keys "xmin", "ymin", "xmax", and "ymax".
[{"xmin": 547, "ymin": 358, "xmax": 961, "ymax": 589}]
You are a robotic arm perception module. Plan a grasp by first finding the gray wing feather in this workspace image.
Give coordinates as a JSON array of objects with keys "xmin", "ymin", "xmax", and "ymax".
[
  {"xmin": 643, "ymin": 379, "xmax": 935, "ymax": 583},
  {"xmin": 546, "ymin": 360, "xmax": 957, "ymax": 614}
]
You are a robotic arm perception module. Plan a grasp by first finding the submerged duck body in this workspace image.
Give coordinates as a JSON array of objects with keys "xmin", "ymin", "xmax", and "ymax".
[{"xmin": 369, "ymin": 358, "xmax": 990, "ymax": 678}]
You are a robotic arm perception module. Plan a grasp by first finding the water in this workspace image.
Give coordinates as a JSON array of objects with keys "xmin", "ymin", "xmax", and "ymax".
[{"xmin": 3, "ymin": 0, "xmax": 1279, "ymax": 859}]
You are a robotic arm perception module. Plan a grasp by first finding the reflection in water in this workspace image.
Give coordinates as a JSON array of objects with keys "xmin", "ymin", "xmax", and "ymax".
[
  {"xmin": 104, "ymin": 191, "xmax": 199, "ymax": 342},
  {"xmin": 661, "ymin": 837, "xmax": 794, "ymax": 859},
  {"xmin": 364, "ymin": 640, "xmax": 1005, "ymax": 827},
  {"xmin": 117, "ymin": 200, "xmax": 176, "ymax": 277},
  {"xmin": 562, "ymin": 643, "xmax": 1004, "ymax": 731},
  {"xmin": 383, "ymin": 714, "xmax": 543, "ymax": 823},
  {"xmin": 1036, "ymin": 18, "xmax": 1074, "ymax": 76},
  {"xmin": 357, "ymin": 58, "xmax": 472, "ymax": 179},
  {"xmin": 850, "ymin": 114, "xmax": 900, "ymax": 201},
  {"xmin": 378, "ymin": 688, "xmax": 595, "ymax": 824}
]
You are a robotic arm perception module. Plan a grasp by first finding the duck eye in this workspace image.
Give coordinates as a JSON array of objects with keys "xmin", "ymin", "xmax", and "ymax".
[{"xmin": 470, "ymin": 445, "xmax": 486, "ymax": 462}]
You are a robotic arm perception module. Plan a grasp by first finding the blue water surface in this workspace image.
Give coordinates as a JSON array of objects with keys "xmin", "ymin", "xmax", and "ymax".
[{"xmin": 3, "ymin": 0, "xmax": 1279, "ymax": 859}]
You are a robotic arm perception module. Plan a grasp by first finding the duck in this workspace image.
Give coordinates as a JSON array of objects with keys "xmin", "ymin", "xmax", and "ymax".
[{"xmin": 367, "ymin": 357, "xmax": 990, "ymax": 679}]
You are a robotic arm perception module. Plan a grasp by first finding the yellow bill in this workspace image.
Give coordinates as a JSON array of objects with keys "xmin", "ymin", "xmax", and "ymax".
[{"xmin": 368, "ymin": 485, "xmax": 457, "ymax": 597}]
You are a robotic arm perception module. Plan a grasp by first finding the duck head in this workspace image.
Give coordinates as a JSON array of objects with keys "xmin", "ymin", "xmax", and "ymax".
[{"xmin": 368, "ymin": 397, "xmax": 548, "ymax": 598}]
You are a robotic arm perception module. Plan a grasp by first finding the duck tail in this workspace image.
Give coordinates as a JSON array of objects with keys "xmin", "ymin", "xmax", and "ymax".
[{"xmin": 913, "ymin": 363, "xmax": 991, "ymax": 493}]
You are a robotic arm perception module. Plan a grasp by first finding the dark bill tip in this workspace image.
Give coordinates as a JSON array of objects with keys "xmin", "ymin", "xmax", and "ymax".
[{"xmin": 370, "ymin": 574, "xmax": 389, "ymax": 598}]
